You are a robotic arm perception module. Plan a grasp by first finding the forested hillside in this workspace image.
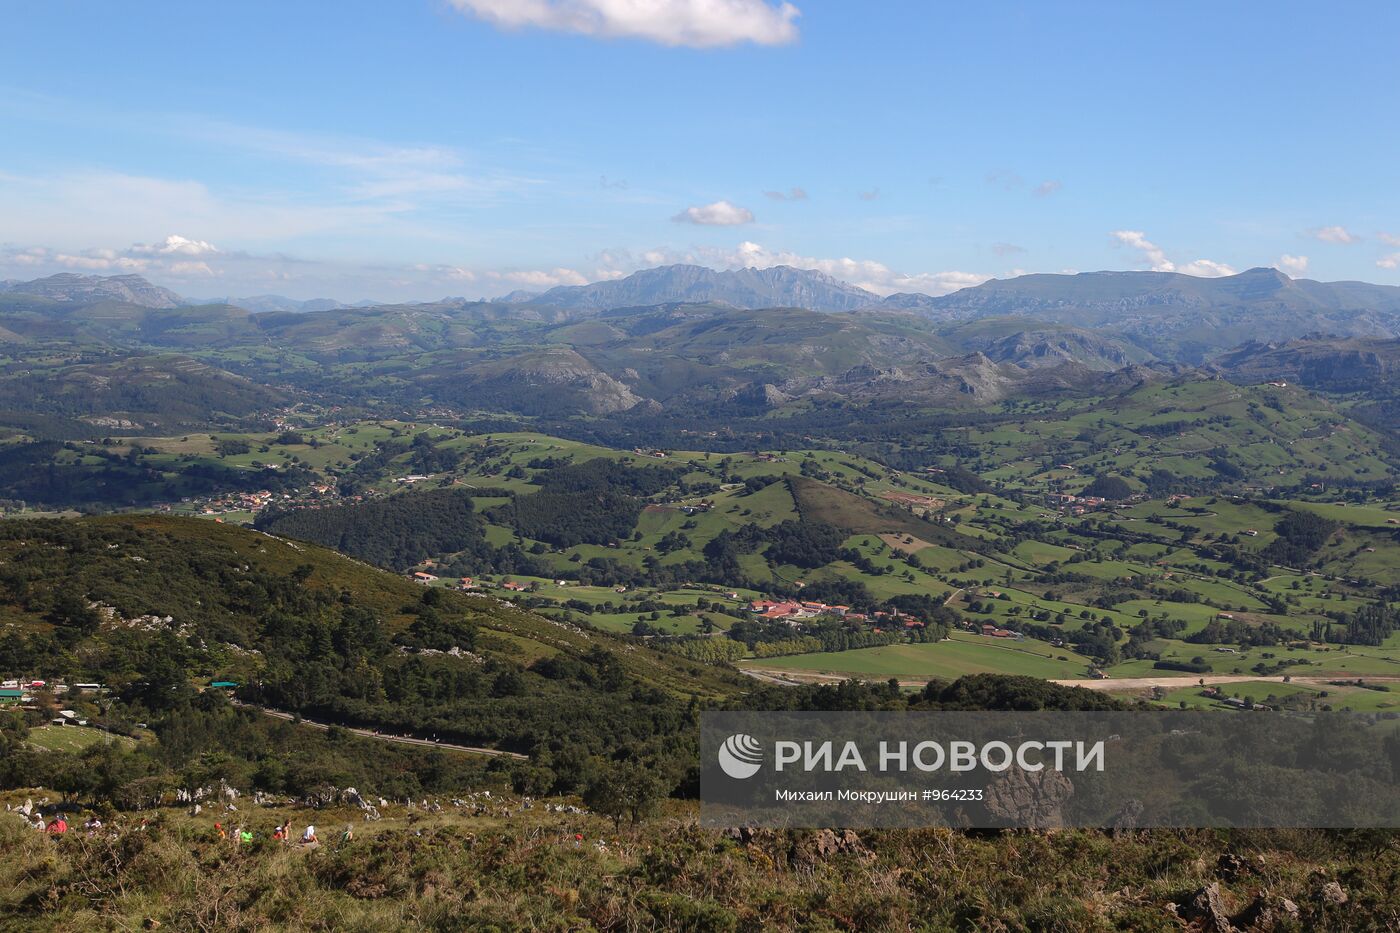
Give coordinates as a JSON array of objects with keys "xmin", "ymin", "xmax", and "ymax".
[{"xmin": 0, "ymin": 516, "xmax": 742, "ymax": 800}]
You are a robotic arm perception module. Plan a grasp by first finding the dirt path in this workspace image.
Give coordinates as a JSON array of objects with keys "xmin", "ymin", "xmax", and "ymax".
[
  {"xmin": 237, "ymin": 703, "xmax": 528, "ymax": 759},
  {"xmin": 738, "ymin": 668, "xmax": 809, "ymax": 687}
]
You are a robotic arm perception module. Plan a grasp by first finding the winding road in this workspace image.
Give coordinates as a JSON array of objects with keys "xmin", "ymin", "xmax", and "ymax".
[{"xmin": 235, "ymin": 702, "xmax": 528, "ymax": 760}]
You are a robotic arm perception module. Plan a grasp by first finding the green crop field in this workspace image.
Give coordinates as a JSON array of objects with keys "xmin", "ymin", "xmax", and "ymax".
[{"xmin": 739, "ymin": 632, "xmax": 1096, "ymax": 682}]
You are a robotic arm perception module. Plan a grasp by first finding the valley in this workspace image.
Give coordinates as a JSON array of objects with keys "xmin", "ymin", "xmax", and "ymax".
[{"xmin": 10, "ymin": 8, "xmax": 1400, "ymax": 927}]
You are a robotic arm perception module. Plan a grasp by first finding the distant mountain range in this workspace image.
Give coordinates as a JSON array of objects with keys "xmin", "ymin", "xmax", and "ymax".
[
  {"xmin": 203, "ymin": 295, "xmax": 349, "ymax": 314},
  {"xmin": 510, "ymin": 263, "xmax": 880, "ymax": 311},
  {"xmin": 886, "ymin": 267, "xmax": 1400, "ymax": 361},
  {"xmin": 7, "ymin": 265, "xmax": 1400, "ymax": 413}
]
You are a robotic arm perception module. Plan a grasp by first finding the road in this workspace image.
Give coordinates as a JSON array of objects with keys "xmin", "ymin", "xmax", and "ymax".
[
  {"xmin": 739, "ymin": 667, "xmax": 1400, "ymax": 693},
  {"xmin": 739, "ymin": 668, "xmax": 809, "ymax": 686},
  {"xmin": 1052, "ymin": 674, "xmax": 1400, "ymax": 692},
  {"xmin": 236, "ymin": 703, "xmax": 528, "ymax": 760}
]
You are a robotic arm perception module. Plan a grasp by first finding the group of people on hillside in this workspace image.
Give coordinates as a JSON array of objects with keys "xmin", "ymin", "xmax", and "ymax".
[
  {"xmin": 214, "ymin": 820, "xmax": 351, "ymax": 846},
  {"xmin": 27, "ymin": 814, "xmax": 105, "ymax": 835},
  {"xmin": 24, "ymin": 810, "xmax": 346, "ymax": 848}
]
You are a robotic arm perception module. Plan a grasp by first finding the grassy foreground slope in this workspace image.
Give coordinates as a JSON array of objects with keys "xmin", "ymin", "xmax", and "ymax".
[{"xmin": 2, "ymin": 799, "xmax": 1396, "ymax": 931}]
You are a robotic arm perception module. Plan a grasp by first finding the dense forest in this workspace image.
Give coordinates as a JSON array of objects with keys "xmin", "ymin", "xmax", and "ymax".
[
  {"xmin": 258, "ymin": 487, "xmax": 486, "ymax": 571},
  {"xmin": 489, "ymin": 458, "xmax": 681, "ymax": 547},
  {"xmin": 1263, "ymin": 510, "xmax": 1342, "ymax": 567}
]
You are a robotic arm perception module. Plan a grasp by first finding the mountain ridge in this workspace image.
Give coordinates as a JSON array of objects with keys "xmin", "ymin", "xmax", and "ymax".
[
  {"xmin": 0, "ymin": 272, "xmax": 183, "ymax": 308},
  {"xmin": 515, "ymin": 263, "xmax": 880, "ymax": 311}
]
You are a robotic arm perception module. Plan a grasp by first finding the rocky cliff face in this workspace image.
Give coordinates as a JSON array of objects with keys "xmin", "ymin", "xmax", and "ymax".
[{"xmin": 1213, "ymin": 337, "xmax": 1400, "ymax": 391}]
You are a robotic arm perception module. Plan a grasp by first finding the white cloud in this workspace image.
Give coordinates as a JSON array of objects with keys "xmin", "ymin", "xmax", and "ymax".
[
  {"xmin": 1108, "ymin": 231, "xmax": 1232, "ymax": 275},
  {"xmin": 412, "ymin": 263, "xmax": 477, "ymax": 282},
  {"xmin": 673, "ymin": 200, "xmax": 755, "ymax": 225},
  {"xmin": 0, "ymin": 168, "xmax": 409, "ymax": 248},
  {"xmin": 1379, "ymin": 254, "xmax": 1400, "ymax": 270},
  {"xmin": 450, "ymin": 0, "xmax": 800, "ymax": 48},
  {"xmin": 0, "ymin": 238, "xmax": 228, "ymax": 280},
  {"xmin": 166, "ymin": 260, "xmax": 216, "ymax": 277},
  {"xmin": 130, "ymin": 234, "xmax": 219, "ymax": 257},
  {"xmin": 1177, "ymin": 259, "xmax": 1236, "ymax": 278},
  {"xmin": 54, "ymin": 252, "xmax": 148, "ymax": 272},
  {"xmin": 763, "ymin": 187, "xmax": 807, "ymax": 201},
  {"xmin": 1276, "ymin": 254, "xmax": 1309, "ymax": 277},
  {"xmin": 711, "ymin": 241, "xmax": 989, "ymax": 296},
  {"xmin": 992, "ymin": 242, "xmax": 1026, "ymax": 257},
  {"xmin": 1033, "ymin": 180, "xmax": 1062, "ymax": 197},
  {"xmin": 486, "ymin": 267, "xmax": 589, "ymax": 288},
  {"xmin": 1111, "ymin": 230, "xmax": 1234, "ymax": 277},
  {"xmin": 1111, "ymin": 230, "xmax": 1175, "ymax": 272},
  {"xmin": 857, "ymin": 188, "xmax": 880, "ymax": 201},
  {"xmin": 1312, "ymin": 225, "xmax": 1359, "ymax": 244},
  {"xmin": 1378, "ymin": 232, "xmax": 1400, "ymax": 248}
]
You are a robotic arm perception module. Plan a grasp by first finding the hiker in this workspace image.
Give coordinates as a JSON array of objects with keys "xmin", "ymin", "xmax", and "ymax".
[
  {"xmin": 214, "ymin": 822, "xmax": 227, "ymax": 840},
  {"xmin": 301, "ymin": 824, "xmax": 318, "ymax": 845},
  {"xmin": 239, "ymin": 829, "xmax": 254, "ymax": 844},
  {"xmin": 340, "ymin": 824, "xmax": 353, "ymax": 844},
  {"xmin": 84, "ymin": 817, "xmax": 102, "ymax": 835},
  {"xmin": 46, "ymin": 815, "xmax": 68, "ymax": 835}
]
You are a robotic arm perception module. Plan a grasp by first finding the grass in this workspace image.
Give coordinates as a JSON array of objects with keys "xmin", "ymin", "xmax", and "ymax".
[
  {"xmin": 24, "ymin": 725, "xmax": 134, "ymax": 753},
  {"xmin": 5, "ymin": 792, "xmax": 1397, "ymax": 931},
  {"xmin": 52, "ymin": 418, "xmax": 1400, "ymax": 691},
  {"xmin": 739, "ymin": 631, "xmax": 1095, "ymax": 682}
]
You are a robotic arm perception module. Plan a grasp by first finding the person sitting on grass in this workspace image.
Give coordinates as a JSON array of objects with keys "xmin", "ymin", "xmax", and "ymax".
[
  {"xmin": 301, "ymin": 824, "xmax": 318, "ymax": 845},
  {"xmin": 45, "ymin": 815, "xmax": 67, "ymax": 835}
]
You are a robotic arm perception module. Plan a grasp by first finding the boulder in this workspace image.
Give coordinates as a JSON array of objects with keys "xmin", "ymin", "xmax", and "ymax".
[
  {"xmin": 1178, "ymin": 882, "xmax": 1236, "ymax": 933},
  {"xmin": 983, "ymin": 768, "xmax": 1074, "ymax": 826}
]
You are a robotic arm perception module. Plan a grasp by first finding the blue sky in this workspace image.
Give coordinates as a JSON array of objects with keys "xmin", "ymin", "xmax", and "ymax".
[{"xmin": 2, "ymin": 0, "xmax": 1398, "ymax": 300}]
